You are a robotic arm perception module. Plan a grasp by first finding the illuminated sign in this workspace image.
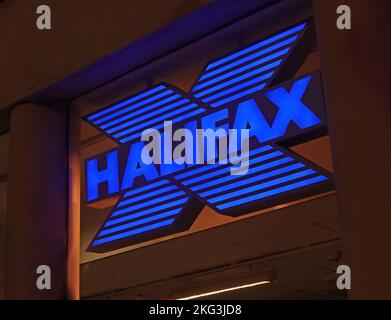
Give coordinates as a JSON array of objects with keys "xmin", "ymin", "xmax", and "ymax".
[{"xmin": 84, "ymin": 21, "xmax": 334, "ymax": 252}]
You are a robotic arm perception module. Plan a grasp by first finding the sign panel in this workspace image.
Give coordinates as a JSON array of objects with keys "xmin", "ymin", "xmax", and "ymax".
[{"xmin": 83, "ymin": 21, "xmax": 334, "ymax": 252}]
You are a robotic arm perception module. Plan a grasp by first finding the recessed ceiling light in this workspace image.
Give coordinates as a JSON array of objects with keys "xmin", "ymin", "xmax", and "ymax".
[{"xmin": 177, "ymin": 280, "xmax": 272, "ymax": 300}]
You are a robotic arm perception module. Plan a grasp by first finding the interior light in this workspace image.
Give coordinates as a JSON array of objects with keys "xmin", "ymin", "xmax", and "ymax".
[{"xmin": 177, "ymin": 280, "xmax": 272, "ymax": 300}]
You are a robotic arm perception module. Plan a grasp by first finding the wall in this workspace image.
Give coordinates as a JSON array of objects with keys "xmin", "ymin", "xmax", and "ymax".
[
  {"xmin": 0, "ymin": 0, "xmax": 215, "ymax": 110},
  {"xmin": 0, "ymin": 133, "xmax": 8, "ymax": 299}
]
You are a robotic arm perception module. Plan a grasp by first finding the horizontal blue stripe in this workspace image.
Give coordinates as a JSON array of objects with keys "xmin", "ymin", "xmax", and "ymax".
[
  {"xmin": 105, "ymin": 98, "xmax": 188, "ymax": 134},
  {"xmin": 98, "ymin": 209, "xmax": 181, "ymax": 237},
  {"xmin": 119, "ymin": 108, "xmax": 205, "ymax": 143},
  {"xmin": 175, "ymin": 164, "xmax": 219, "ymax": 180},
  {"xmin": 112, "ymin": 191, "xmax": 186, "ymax": 216},
  {"xmin": 197, "ymin": 48, "xmax": 288, "ymax": 86},
  {"xmin": 200, "ymin": 162, "xmax": 303, "ymax": 197},
  {"xmin": 124, "ymin": 179, "xmax": 170, "ymax": 197},
  {"xmin": 102, "ymin": 94, "xmax": 184, "ymax": 131},
  {"xmin": 105, "ymin": 198, "xmax": 188, "ymax": 226},
  {"xmin": 87, "ymin": 85, "xmax": 166, "ymax": 121},
  {"xmin": 182, "ymin": 151, "xmax": 283, "ymax": 186},
  {"xmin": 120, "ymin": 124, "xmax": 164, "ymax": 143},
  {"xmin": 118, "ymin": 185, "xmax": 178, "ymax": 208},
  {"xmin": 206, "ymin": 23, "xmax": 306, "ymax": 70},
  {"xmin": 191, "ymin": 156, "xmax": 294, "ymax": 192},
  {"xmin": 114, "ymin": 103, "xmax": 198, "ymax": 138},
  {"xmin": 217, "ymin": 175, "xmax": 328, "ymax": 210},
  {"xmin": 174, "ymin": 145, "xmax": 273, "ymax": 180},
  {"xmin": 200, "ymin": 36, "xmax": 298, "ymax": 81},
  {"xmin": 228, "ymin": 145, "xmax": 273, "ymax": 162},
  {"xmin": 209, "ymin": 169, "xmax": 316, "ymax": 204},
  {"xmin": 193, "ymin": 59, "xmax": 281, "ymax": 92},
  {"xmin": 94, "ymin": 89, "xmax": 173, "ymax": 125},
  {"xmin": 203, "ymin": 73, "xmax": 272, "ymax": 103},
  {"xmin": 211, "ymin": 83, "xmax": 266, "ymax": 107},
  {"xmin": 93, "ymin": 218, "xmax": 176, "ymax": 246},
  {"xmin": 194, "ymin": 65, "xmax": 276, "ymax": 98}
]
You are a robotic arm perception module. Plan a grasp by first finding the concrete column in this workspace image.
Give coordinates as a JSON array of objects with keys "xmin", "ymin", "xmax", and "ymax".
[
  {"xmin": 5, "ymin": 103, "xmax": 68, "ymax": 299},
  {"xmin": 67, "ymin": 105, "xmax": 80, "ymax": 300},
  {"xmin": 313, "ymin": 0, "xmax": 391, "ymax": 299}
]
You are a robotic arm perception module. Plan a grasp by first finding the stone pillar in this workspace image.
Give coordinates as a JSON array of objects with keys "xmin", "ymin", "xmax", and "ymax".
[
  {"xmin": 313, "ymin": 0, "xmax": 391, "ymax": 299},
  {"xmin": 5, "ymin": 103, "xmax": 68, "ymax": 299}
]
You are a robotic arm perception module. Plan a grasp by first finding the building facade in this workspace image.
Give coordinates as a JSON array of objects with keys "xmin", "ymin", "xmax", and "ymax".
[{"xmin": 0, "ymin": 0, "xmax": 390, "ymax": 300}]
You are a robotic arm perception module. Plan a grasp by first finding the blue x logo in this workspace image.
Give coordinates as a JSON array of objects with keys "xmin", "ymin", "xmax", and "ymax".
[{"xmin": 84, "ymin": 22, "xmax": 333, "ymax": 252}]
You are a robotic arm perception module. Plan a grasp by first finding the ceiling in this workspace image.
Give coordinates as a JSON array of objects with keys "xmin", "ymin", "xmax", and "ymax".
[{"xmin": 81, "ymin": 193, "xmax": 344, "ymax": 300}]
